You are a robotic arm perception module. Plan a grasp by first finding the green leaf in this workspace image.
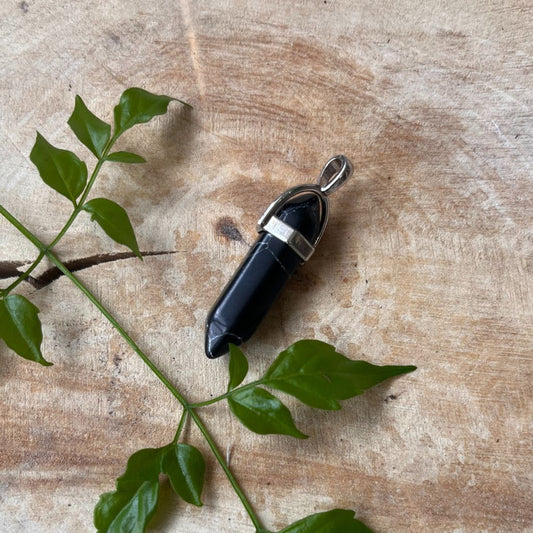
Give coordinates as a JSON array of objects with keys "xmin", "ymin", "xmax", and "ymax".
[
  {"xmin": 279, "ymin": 509, "xmax": 373, "ymax": 532},
  {"xmin": 162, "ymin": 443, "xmax": 205, "ymax": 506},
  {"xmin": 94, "ymin": 443, "xmax": 206, "ymax": 532},
  {"xmin": 82, "ymin": 198, "xmax": 141, "ymax": 259},
  {"xmin": 263, "ymin": 340, "xmax": 416, "ymax": 410},
  {"xmin": 109, "ymin": 481, "xmax": 159, "ymax": 533},
  {"xmin": 116, "ymin": 447, "xmax": 166, "ymax": 493},
  {"xmin": 94, "ymin": 447, "xmax": 165, "ymax": 532},
  {"xmin": 106, "ymin": 151, "xmax": 146, "ymax": 164},
  {"xmin": 228, "ymin": 343, "xmax": 248, "ymax": 391},
  {"xmin": 30, "ymin": 132, "xmax": 87, "ymax": 204},
  {"xmin": 94, "ymin": 491, "xmax": 133, "ymax": 533},
  {"xmin": 0, "ymin": 294, "xmax": 51, "ymax": 366},
  {"xmin": 228, "ymin": 387, "xmax": 307, "ymax": 439},
  {"xmin": 113, "ymin": 87, "xmax": 190, "ymax": 136},
  {"xmin": 68, "ymin": 95, "xmax": 111, "ymax": 158},
  {"xmin": 96, "ymin": 480, "xmax": 159, "ymax": 533}
]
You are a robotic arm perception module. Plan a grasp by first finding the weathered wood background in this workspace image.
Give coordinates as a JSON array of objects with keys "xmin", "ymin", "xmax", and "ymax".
[{"xmin": 0, "ymin": 1, "xmax": 531, "ymax": 532}]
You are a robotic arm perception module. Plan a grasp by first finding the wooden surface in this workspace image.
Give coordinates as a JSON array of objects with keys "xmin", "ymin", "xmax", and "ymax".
[{"xmin": 0, "ymin": 1, "xmax": 532, "ymax": 532}]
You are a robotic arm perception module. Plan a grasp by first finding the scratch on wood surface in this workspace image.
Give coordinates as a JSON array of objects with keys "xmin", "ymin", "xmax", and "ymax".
[
  {"xmin": 490, "ymin": 119, "xmax": 502, "ymax": 136},
  {"xmin": 2, "ymin": 127, "xmax": 34, "ymax": 159},
  {"xmin": 179, "ymin": 0, "xmax": 206, "ymax": 101},
  {"xmin": 102, "ymin": 64, "xmax": 127, "ymax": 87},
  {"xmin": 0, "ymin": 260, "xmax": 25, "ymax": 279},
  {"xmin": 0, "ymin": 250, "xmax": 181, "ymax": 288},
  {"xmin": 226, "ymin": 443, "xmax": 233, "ymax": 467}
]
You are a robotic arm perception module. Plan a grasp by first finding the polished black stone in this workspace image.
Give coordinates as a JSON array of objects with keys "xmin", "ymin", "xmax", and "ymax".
[{"xmin": 205, "ymin": 193, "xmax": 323, "ymax": 358}]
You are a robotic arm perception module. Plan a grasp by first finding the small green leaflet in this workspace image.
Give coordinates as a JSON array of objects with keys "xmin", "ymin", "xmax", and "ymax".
[
  {"xmin": 263, "ymin": 340, "xmax": 416, "ymax": 410},
  {"xmin": 113, "ymin": 87, "xmax": 190, "ymax": 136},
  {"xmin": 227, "ymin": 343, "xmax": 248, "ymax": 390},
  {"xmin": 115, "ymin": 448, "xmax": 165, "ymax": 494},
  {"xmin": 162, "ymin": 443, "xmax": 206, "ymax": 506},
  {"xmin": 94, "ymin": 443, "xmax": 206, "ymax": 532},
  {"xmin": 68, "ymin": 95, "xmax": 111, "ymax": 158},
  {"xmin": 228, "ymin": 387, "xmax": 307, "ymax": 439},
  {"xmin": 0, "ymin": 294, "xmax": 51, "ymax": 366},
  {"xmin": 98, "ymin": 480, "xmax": 159, "ymax": 533},
  {"xmin": 95, "ymin": 490, "xmax": 135, "ymax": 533},
  {"xmin": 278, "ymin": 509, "xmax": 373, "ymax": 533},
  {"xmin": 82, "ymin": 198, "xmax": 141, "ymax": 259},
  {"xmin": 106, "ymin": 151, "xmax": 146, "ymax": 164},
  {"xmin": 30, "ymin": 132, "xmax": 87, "ymax": 204}
]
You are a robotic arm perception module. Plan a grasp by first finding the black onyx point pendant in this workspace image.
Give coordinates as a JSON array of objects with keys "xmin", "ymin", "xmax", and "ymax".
[{"xmin": 205, "ymin": 155, "xmax": 354, "ymax": 358}]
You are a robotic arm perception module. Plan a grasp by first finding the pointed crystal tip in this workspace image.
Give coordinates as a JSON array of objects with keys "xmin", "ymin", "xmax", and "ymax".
[{"xmin": 205, "ymin": 318, "xmax": 242, "ymax": 358}]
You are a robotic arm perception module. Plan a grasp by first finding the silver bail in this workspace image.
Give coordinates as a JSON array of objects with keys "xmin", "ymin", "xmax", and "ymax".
[
  {"xmin": 257, "ymin": 155, "xmax": 353, "ymax": 262},
  {"xmin": 317, "ymin": 155, "xmax": 353, "ymax": 196}
]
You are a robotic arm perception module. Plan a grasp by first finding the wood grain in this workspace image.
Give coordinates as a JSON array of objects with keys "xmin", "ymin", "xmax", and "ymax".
[{"xmin": 0, "ymin": 0, "xmax": 531, "ymax": 531}]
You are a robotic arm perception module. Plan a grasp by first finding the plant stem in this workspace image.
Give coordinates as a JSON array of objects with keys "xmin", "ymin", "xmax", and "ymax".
[
  {"xmin": 0, "ymin": 205, "xmax": 46, "ymax": 251},
  {"xmin": 0, "ymin": 203, "xmax": 267, "ymax": 532},
  {"xmin": 188, "ymin": 408, "xmax": 265, "ymax": 531},
  {"xmin": 1, "ymin": 134, "xmax": 118, "ymax": 297},
  {"xmin": 172, "ymin": 410, "xmax": 188, "ymax": 444},
  {"xmin": 190, "ymin": 380, "xmax": 264, "ymax": 408},
  {"xmin": 0, "ymin": 203, "xmax": 189, "ymax": 408},
  {"xmin": 52, "ymin": 254, "xmax": 191, "ymax": 408},
  {"xmin": 48, "ymin": 134, "xmax": 118, "ymax": 249}
]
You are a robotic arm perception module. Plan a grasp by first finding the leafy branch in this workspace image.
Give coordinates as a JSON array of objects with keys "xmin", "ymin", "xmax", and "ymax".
[{"xmin": 0, "ymin": 89, "xmax": 416, "ymax": 532}]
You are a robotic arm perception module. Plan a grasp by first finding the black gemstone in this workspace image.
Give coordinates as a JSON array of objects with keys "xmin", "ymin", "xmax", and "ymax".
[{"xmin": 205, "ymin": 193, "xmax": 323, "ymax": 358}]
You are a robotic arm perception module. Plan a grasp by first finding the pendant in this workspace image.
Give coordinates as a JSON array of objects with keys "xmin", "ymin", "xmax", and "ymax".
[{"xmin": 205, "ymin": 155, "xmax": 353, "ymax": 358}]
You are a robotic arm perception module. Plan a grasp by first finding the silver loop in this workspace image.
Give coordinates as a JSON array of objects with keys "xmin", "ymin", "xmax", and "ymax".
[{"xmin": 317, "ymin": 155, "xmax": 353, "ymax": 196}]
